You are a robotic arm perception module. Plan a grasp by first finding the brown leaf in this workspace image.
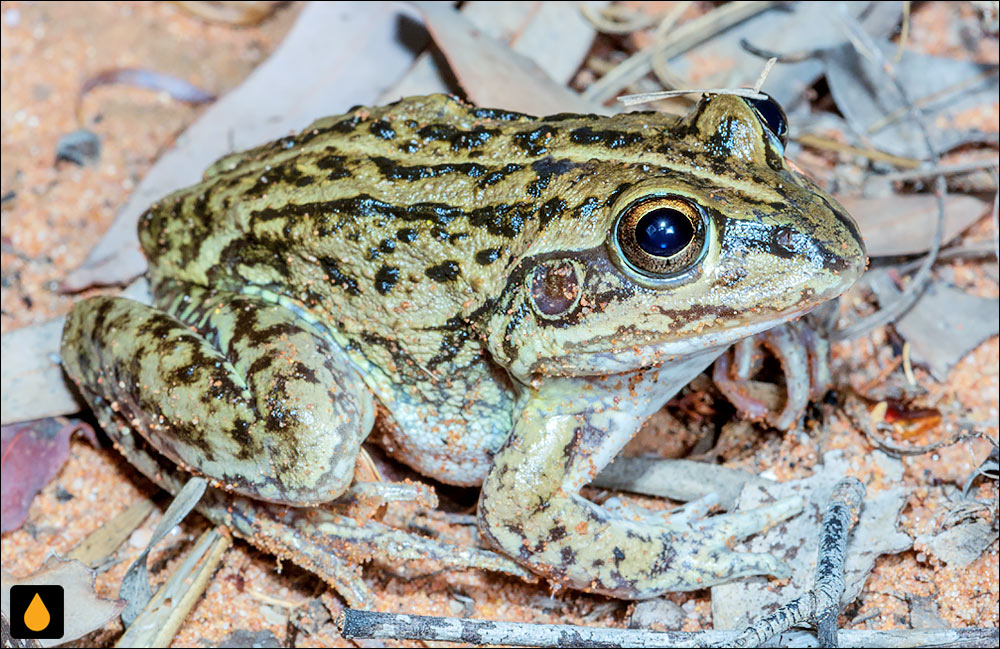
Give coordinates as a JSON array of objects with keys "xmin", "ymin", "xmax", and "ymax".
[
  {"xmin": 1, "ymin": 418, "xmax": 98, "ymax": 533},
  {"xmin": 413, "ymin": 1, "xmax": 603, "ymax": 116},
  {"xmin": 1, "ymin": 556, "xmax": 125, "ymax": 647},
  {"xmin": 839, "ymin": 193, "xmax": 989, "ymax": 258}
]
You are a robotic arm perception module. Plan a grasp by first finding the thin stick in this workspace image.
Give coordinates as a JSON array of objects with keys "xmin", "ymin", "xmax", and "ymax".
[
  {"xmin": 338, "ymin": 609, "xmax": 999, "ymax": 647},
  {"xmin": 619, "ymin": 87, "xmax": 767, "ymax": 106},
  {"xmin": 794, "ymin": 133, "xmax": 924, "ymax": 169},
  {"xmin": 731, "ymin": 478, "xmax": 865, "ymax": 648}
]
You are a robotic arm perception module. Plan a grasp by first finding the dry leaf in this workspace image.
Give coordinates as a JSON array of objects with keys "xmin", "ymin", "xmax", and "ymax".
[
  {"xmin": 1, "ymin": 419, "xmax": 98, "ymax": 533},
  {"xmin": 1, "ymin": 556, "xmax": 124, "ymax": 647},
  {"xmin": 840, "ymin": 193, "xmax": 989, "ymax": 257},
  {"xmin": 413, "ymin": 1, "xmax": 602, "ymax": 116}
]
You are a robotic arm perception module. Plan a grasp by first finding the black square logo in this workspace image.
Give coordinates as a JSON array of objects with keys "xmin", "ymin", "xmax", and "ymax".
[{"xmin": 8, "ymin": 585, "xmax": 65, "ymax": 640}]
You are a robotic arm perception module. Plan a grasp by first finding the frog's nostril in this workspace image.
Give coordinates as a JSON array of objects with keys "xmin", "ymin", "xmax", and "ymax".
[{"xmin": 774, "ymin": 227, "xmax": 796, "ymax": 254}]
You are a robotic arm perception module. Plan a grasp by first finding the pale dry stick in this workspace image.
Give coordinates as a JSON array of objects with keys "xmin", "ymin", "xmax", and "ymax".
[
  {"xmin": 116, "ymin": 527, "xmax": 231, "ymax": 648},
  {"xmin": 830, "ymin": 10, "xmax": 949, "ymax": 343},
  {"xmin": 67, "ymin": 499, "xmax": 156, "ymax": 568},
  {"xmin": 880, "ymin": 158, "xmax": 999, "ymax": 183},
  {"xmin": 729, "ymin": 478, "xmax": 865, "ymax": 648},
  {"xmin": 583, "ymin": 1, "xmax": 780, "ymax": 104},
  {"xmin": 338, "ymin": 609, "xmax": 999, "ymax": 648},
  {"xmin": 619, "ymin": 87, "xmax": 767, "ymax": 107},
  {"xmin": 752, "ymin": 58, "xmax": 778, "ymax": 93},
  {"xmin": 649, "ymin": 2, "xmax": 694, "ymax": 92},
  {"xmin": 894, "ymin": 0, "xmax": 911, "ymax": 63},
  {"xmin": 579, "ymin": 3, "xmax": 656, "ymax": 34},
  {"xmin": 893, "ymin": 240, "xmax": 998, "ymax": 274},
  {"xmin": 794, "ymin": 133, "xmax": 924, "ymax": 169}
]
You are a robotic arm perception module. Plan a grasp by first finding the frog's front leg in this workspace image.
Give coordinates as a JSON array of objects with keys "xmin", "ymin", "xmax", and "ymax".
[
  {"xmin": 478, "ymin": 358, "xmax": 801, "ymax": 599},
  {"xmin": 61, "ymin": 280, "xmax": 374, "ymax": 505}
]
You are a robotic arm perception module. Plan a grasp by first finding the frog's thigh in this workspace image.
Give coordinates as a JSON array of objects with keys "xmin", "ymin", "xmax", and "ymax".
[{"xmin": 61, "ymin": 293, "xmax": 374, "ymax": 505}]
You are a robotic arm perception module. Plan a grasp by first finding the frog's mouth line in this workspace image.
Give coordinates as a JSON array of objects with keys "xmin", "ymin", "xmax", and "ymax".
[{"xmin": 526, "ymin": 303, "xmax": 821, "ymax": 378}]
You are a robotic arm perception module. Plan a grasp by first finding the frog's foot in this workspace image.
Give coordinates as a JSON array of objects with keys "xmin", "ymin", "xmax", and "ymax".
[
  {"xmin": 95, "ymin": 394, "xmax": 534, "ymax": 609},
  {"xmin": 335, "ymin": 480, "xmax": 439, "ymax": 524},
  {"xmin": 713, "ymin": 312, "xmax": 832, "ymax": 430},
  {"xmin": 599, "ymin": 494, "xmax": 802, "ymax": 581},
  {"xmin": 61, "ymin": 280, "xmax": 375, "ymax": 505},
  {"xmin": 479, "ymin": 370, "xmax": 803, "ymax": 599}
]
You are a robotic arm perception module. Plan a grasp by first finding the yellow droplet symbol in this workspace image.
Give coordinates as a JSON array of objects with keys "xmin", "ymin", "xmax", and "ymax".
[{"xmin": 24, "ymin": 592, "xmax": 51, "ymax": 632}]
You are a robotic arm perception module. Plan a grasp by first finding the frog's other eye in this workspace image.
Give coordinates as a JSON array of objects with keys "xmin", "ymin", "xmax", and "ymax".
[
  {"xmin": 745, "ymin": 93, "xmax": 788, "ymax": 147},
  {"xmin": 613, "ymin": 196, "xmax": 707, "ymax": 278}
]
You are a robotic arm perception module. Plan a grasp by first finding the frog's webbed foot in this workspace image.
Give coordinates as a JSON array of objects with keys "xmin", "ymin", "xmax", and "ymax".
[
  {"xmin": 479, "ymin": 369, "xmax": 802, "ymax": 599},
  {"xmin": 603, "ymin": 493, "xmax": 802, "ymax": 581},
  {"xmin": 713, "ymin": 305, "xmax": 835, "ymax": 430},
  {"xmin": 61, "ymin": 280, "xmax": 375, "ymax": 505}
]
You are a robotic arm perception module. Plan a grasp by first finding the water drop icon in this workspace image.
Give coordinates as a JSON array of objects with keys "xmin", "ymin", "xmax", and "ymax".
[{"xmin": 24, "ymin": 592, "xmax": 51, "ymax": 632}]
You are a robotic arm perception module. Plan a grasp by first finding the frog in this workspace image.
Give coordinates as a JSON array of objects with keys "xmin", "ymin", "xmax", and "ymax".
[{"xmin": 60, "ymin": 92, "xmax": 866, "ymax": 603}]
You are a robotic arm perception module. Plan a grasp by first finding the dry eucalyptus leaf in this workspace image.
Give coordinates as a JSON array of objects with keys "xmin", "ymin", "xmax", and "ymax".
[
  {"xmin": 63, "ymin": 1, "xmax": 428, "ymax": 291},
  {"xmin": 868, "ymin": 272, "xmax": 1000, "ymax": 381},
  {"xmin": 1, "ymin": 279, "xmax": 151, "ymax": 426},
  {"xmin": 841, "ymin": 193, "xmax": 990, "ymax": 257},
  {"xmin": 384, "ymin": 1, "xmax": 606, "ymax": 100},
  {"xmin": 0, "ymin": 318, "xmax": 80, "ymax": 426},
  {"xmin": 412, "ymin": 1, "xmax": 603, "ymax": 116},
  {"xmin": 1, "ymin": 418, "xmax": 98, "ymax": 532},
  {"xmin": 1, "ymin": 556, "xmax": 125, "ymax": 647},
  {"xmin": 915, "ymin": 520, "xmax": 998, "ymax": 567},
  {"xmin": 711, "ymin": 451, "xmax": 911, "ymax": 630},
  {"xmin": 666, "ymin": 1, "xmax": 900, "ymax": 107}
]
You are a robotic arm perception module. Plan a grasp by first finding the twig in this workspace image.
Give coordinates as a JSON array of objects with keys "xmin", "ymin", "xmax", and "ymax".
[
  {"xmin": 814, "ymin": 479, "xmax": 865, "ymax": 648},
  {"xmin": 879, "ymin": 158, "xmax": 1000, "ymax": 183},
  {"xmin": 731, "ymin": 478, "xmax": 865, "ymax": 648},
  {"xmin": 579, "ymin": 3, "xmax": 656, "ymax": 34},
  {"xmin": 739, "ymin": 38, "xmax": 825, "ymax": 64},
  {"xmin": 338, "ymin": 609, "xmax": 999, "ymax": 647},
  {"xmin": 794, "ymin": 133, "xmax": 924, "ymax": 169},
  {"xmin": 619, "ymin": 87, "xmax": 767, "ymax": 106},
  {"xmin": 67, "ymin": 498, "xmax": 155, "ymax": 568}
]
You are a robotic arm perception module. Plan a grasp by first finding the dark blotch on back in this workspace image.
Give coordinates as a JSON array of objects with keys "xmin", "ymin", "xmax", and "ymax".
[
  {"xmin": 569, "ymin": 126, "xmax": 643, "ymax": 149},
  {"xmin": 372, "ymin": 156, "xmax": 487, "ymax": 181},
  {"xmin": 425, "ymin": 260, "xmax": 461, "ymax": 283},
  {"xmin": 476, "ymin": 248, "xmax": 502, "ymax": 265},
  {"xmin": 374, "ymin": 265, "xmax": 400, "ymax": 294},
  {"xmin": 369, "ymin": 119, "xmax": 396, "ymax": 140},
  {"xmin": 513, "ymin": 126, "xmax": 556, "ymax": 156}
]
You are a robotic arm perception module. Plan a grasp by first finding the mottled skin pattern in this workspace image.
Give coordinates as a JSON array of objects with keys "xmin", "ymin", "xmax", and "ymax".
[{"xmin": 61, "ymin": 93, "xmax": 865, "ymax": 599}]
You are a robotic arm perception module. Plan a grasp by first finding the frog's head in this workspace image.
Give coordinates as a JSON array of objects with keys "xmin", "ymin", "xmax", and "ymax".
[{"xmin": 482, "ymin": 93, "xmax": 866, "ymax": 381}]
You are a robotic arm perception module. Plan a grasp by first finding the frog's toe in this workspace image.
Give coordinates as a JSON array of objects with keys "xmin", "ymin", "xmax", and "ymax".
[
  {"xmin": 701, "ymin": 548, "xmax": 793, "ymax": 582},
  {"xmin": 705, "ymin": 495, "xmax": 804, "ymax": 539}
]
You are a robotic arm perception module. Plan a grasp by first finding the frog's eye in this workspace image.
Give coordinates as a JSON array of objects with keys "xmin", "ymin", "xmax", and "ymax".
[
  {"xmin": 745, "ymin": 93, "xmax": 788, "ymax": 147},
  {"xmin": 613, "ymin": 196, "xmax": 706, "ymax": 277}
]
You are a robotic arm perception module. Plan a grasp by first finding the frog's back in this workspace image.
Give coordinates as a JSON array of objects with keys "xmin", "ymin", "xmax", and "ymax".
[{"xmin": 139, "ymin": 95, "xmax": 678, "ymax": 376}]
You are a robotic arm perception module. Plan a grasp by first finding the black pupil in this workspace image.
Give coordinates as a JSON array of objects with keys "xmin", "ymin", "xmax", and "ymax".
[
  {"xmin": 747, "ymin": 95, "xmax": 787, "ymax": 143},
  {"xmin": 635, "ymin": 208, "xmax": 693, "ymax": 258}
]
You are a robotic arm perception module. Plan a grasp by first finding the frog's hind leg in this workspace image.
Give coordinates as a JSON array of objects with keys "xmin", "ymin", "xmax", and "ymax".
[
  {"xmin": 61, "ymin": 281, "xmax": 374, "ymax": 505},
  {"xmin": 88, "ymin": 387, "xmax": 534, "ymax": 610}
]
